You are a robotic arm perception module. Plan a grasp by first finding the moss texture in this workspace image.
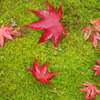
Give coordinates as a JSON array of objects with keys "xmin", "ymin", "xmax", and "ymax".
[{"xmin": 0, "ymin": 0, "xmax": 100, "ymax": 100}]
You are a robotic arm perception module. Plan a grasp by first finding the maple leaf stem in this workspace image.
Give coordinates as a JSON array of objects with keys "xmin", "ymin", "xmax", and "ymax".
[
  {"xmin": 34, "ymin": 43, "xmax": 38, "ymax": 49},
  {"xmin": 95, "ymin": 47, "xmax": 98, "ymax": 51},
  {"xmin": 61, "ymin": 21, "xmax": 73, "ymax": 23},
  {"xmin": 62, "ymin": 21, "xmax": 90, "ymax": 24}
]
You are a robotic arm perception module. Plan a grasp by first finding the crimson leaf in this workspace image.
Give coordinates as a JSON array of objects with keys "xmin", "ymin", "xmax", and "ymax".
[
  {"xmin": 0, "ymin": 24, "xmax": 22, "ymax": 47},
  {"xmin": 24, "ymin": 60, "xmax": 58, "ymax": 85},
  {"xmin": 24, "ymin": 0, "xmax": 68, "ymax": 48},
  {"xmin": 91, "ymin": 58, "xmax": 100, "ymax": 75},
  {"xmin": 81, "ymin": 18, "xmax": 100, "ymax": 50},
  {"xmin": 78, "ymin": 82, "xmax": 100, "ymax": 100}
]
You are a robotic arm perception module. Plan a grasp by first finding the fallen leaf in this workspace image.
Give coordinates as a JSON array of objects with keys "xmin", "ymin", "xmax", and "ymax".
[
  {"xmin": 24, "ymin": 0, "xmax": 68, "ymax": 48},
  {"xmin": 91, "ymin": 18, "xmax": 100, "ymax": 27},
  {"xmin": 91, "ymin": 58, "xmax": 100, "ymax": 75},
  {"xmin": 78, "ymin": 82, "xmax": 100, "ymax": 100},
  {"xmin": 24, "ymin": 60, "xmax": 58, "ymax": 85},
  {"xmin": 91, "ymin": 33, "xmax": 99, "ymax": 49},
  {"xmin": 91, "ymin": 65, "xmax": 100, "ymax": 76},
  {"xmin": 96, "ymin": 58, "xmax": 100, "ymax": 65},
  {"xmin": 81, "ymin": 18, "xmax": 100, "ymax": 49},
  {"xmin": 81, "ymin": 25, "xmax": 91, "ymax": 32},
  {"xmin": 0, "ymin": 24, "xmax": 22, "ymax": 47}
]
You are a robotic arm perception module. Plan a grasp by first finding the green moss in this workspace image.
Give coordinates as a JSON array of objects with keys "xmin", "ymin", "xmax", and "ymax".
[{"xmin": 0, "ymin": 0, "xmax": 100, "ymax": 100}]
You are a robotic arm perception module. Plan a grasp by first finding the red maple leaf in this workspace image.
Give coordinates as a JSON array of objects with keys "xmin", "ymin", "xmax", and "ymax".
[
  {"xmin": 24, "ymin": 0, "xmax": 68, "ymax": 48},
  {"xmin": 0, "ymin": 24, "xmax": 22, "ymax": 47},
  {"xmin": 80, "ymin": 18, "xmax": 100, "ymax": 50},
  {"xmin": 96, "ymin": 58, "xmax": 100, "ymax": 65},
  {"xmin": 91, "ymin": 58, "xmax": 100, "ymax": 75},
  {"xmin": 24, "ymin": 60, "xmax": 58, "ymax": 85},
  {"xmin": 91, "ymin": 18, "xmax": 100, "ymax": 27},
  {"xmin": 78, "ymin": 82, "xmax": 100, "ymax": 100}
]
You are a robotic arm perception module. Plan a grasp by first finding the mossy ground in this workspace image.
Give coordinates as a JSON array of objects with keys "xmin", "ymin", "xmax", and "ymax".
[{"xmin": 0, "ymin": 0, "xmax": 100, "ymax": 100}]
